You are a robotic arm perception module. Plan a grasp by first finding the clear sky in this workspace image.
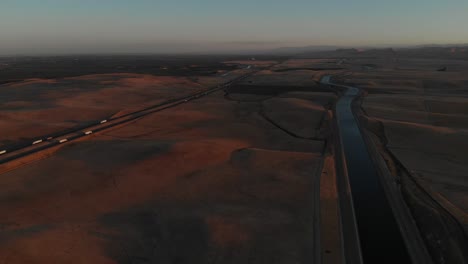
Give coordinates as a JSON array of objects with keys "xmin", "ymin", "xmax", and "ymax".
[{"xmin": 1, "ymin": 0, "xmax": 467, "ymax": 54}]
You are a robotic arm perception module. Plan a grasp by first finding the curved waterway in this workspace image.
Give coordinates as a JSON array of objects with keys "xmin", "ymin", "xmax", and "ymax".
[{"xmin": 322, "ymin": 76, "xmax": 412, "ymax": 264}]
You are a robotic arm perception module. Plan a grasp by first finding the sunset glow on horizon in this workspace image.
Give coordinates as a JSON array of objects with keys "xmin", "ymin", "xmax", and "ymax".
[{"xmin": 1, "ymin": 0, "xmax": 467, "ymax": 54}]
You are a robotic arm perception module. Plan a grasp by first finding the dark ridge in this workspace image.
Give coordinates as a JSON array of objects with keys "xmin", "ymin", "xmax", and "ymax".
[
  {"xmin": 273, "ymin": 67, "xmax": 345, "ymax": 72},
  {"xmin": 228, "ymin": 84, "xmax": 328, "ymax": 95}
]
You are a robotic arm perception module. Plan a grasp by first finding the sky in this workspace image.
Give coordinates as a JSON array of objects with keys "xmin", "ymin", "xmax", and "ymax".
[{"xmin": 1, "ymin": 0, "xmax": 468, "ymax": 55}]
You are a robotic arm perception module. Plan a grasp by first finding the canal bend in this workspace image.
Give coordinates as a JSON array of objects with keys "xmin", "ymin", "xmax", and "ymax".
[{"xmin": 322, "ymin": 75, "xmax": 412, "ymax": 264}]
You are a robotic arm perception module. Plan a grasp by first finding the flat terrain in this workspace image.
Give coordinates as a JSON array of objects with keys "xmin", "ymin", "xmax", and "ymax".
[
  {"xmin": 0, "ymin": 74, "xmax": 199, "ymax": 147},
  {"xmin": 332, "ymin": 48, "xmax": 468, "ymax": 262},
  {"xmin": 345, "ymin": 58, "xmax": 468, "ymax": 230},
  {"xmin": 0, "ymin": 56, "xmax": 258, "ymax": 149},
  {"xmin": 1, "ymin": 49, "xmax": 467, "ymax": 263},
  {"xmin": 0, "ymin": 57, "xmax": 339, "ymax": 263}
]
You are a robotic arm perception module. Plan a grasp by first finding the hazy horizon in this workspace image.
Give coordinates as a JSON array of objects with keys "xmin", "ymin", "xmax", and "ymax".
[{"xmin": 2, "ymin": 0, "xmax": 468, "ymax": 55}]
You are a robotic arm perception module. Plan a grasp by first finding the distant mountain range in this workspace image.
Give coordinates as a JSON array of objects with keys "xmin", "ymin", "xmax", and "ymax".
[
  {"xmin": 266, "ymin": 44, "xmax": 468, "ymax": 55},
  {"xmin": 268, "ymin": 45, "xmax": 343, "ymax": 54}
]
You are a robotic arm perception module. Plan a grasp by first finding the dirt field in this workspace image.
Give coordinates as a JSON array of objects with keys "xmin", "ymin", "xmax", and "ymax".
[
  {"xmin": 335, "ymin": 50, "xmax": 468, "ymax": 262},
  {"xmin": 2, "ymin": 49, "xmax": 465, "ymax": 263},
  {"xmin": 0, "ymin": 67, "xmax": 253, "ymax": 150},
  {"xmin": 0, "ymin": 63, "xmax": 336, "ymax": 263},
  {"xmin": 347, "ymin": 63, "xmax": 468, "ymax": 226}
]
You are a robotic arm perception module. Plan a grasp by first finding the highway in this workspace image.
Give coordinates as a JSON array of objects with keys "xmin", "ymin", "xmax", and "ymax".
[
  {"xmin": 321, "ymin": 75, "xmax": 431, "ymax": 264},
  {"xmin": 1, "ymin": 69, "xmax": 431, "ymax": 263},
  {"xmin": 0, "ymin": 69, "xmax": 256, "ymax": 164}
]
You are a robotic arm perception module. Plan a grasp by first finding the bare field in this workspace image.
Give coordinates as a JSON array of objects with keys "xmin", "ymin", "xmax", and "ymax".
[
  {"xmin": 262, "ymin": 97, "xmax": 327, "ymax": 139},
  {"xmin": 0, "ymin": 70, "xmax": 250, "ymax": 149},
  {"xmin": 343, "ymin": 55, "xmax": 468, "ymax": 235},
  {"xmin": 0, "ymin": 65, "xmax": 334, "ymax": 263},
  {"xmin": 3, "ymin": 50, "xmax": 465, "ymax": 263}
]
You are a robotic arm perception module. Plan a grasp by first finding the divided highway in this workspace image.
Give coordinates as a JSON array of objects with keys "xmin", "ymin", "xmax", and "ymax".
[
  {"xmin": 0, "ymin": 69, "xmax": 255, "ymax": 164},
  {"xmin": 321, "ymin": 76, "xmax": 431, "ymax": 264}
]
